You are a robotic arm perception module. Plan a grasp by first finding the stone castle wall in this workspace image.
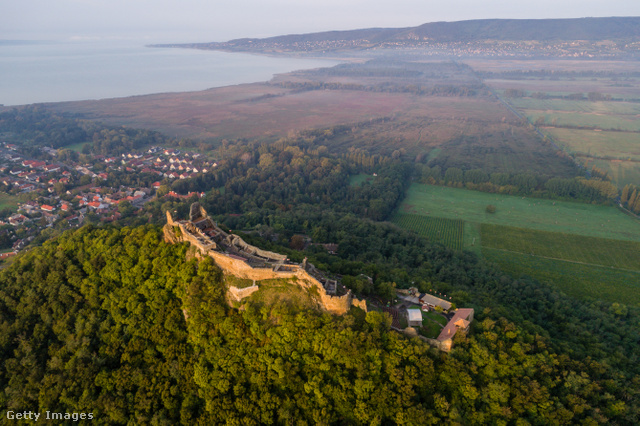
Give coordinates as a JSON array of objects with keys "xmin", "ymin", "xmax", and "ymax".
[
  {"xmin": 164, "ymin": 222, "xmax": 366, "ymax": 315},
  {"xmin": 228, "ymin": 284, "xmax": 260, "ymax": 301}
]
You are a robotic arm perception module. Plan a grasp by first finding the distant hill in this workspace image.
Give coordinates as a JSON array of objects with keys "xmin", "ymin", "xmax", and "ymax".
[
  {"xmin": 154, "ymin": 17, "xmax": 640, "ymax": 55},
  {"xmin": 402, "ymin": 17, "xmax": 640, "ymax": 42}
]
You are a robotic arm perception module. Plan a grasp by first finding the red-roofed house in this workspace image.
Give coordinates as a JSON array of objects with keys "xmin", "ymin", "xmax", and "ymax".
[
  {"xmin": 436, "ymin": 308, "xmax": 474, "ymax": 352},
  {"xmin": 126, "ymin": 195, "xmax": 144, "ymax": 205},
  {"xmin": 87, "ymin": 201, "xmax": 109, "ymax": 210},
  {"xmin": 8, "ymin": 214, "xmax": 28, "ymax": 225},
  {"xmin": 23, "ymin": 160, "xmax": 46, "ymax": 169},
  {"xmin": 40, "ymin": 204, "xmax": 55, "ymax": 212}
]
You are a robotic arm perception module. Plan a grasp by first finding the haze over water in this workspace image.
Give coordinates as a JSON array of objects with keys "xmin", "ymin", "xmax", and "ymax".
[{"xmin": 0, "ymin": 40, "xmax": 337, "ymax": 106}]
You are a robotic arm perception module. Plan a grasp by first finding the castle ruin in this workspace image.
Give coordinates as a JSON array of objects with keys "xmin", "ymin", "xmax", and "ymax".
[{"xmin": 164, "ymin": 203, "xmax": 367, "ymax": 315}]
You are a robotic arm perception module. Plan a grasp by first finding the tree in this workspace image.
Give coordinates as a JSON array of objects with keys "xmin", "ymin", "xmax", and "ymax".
[
  {"xmin": 621, "ymin": 184, "xmax": 631, "ymax": 204},
  {"xmin": 289, "ymin": 234, "xmax": 305, "ymax": 250},
  {"xmin": 117, "ymin": 201, "xmax": 135, "ymax": 218},
  {"xmin": 156, "ymin": 184, "xmax": 170, "ymax": 198},
  {"xmin": 629, "ymin": 189, "xmax": 638, "ymax": 211},
  {"xmin": 376, "ymin": 281, "xmax": 396, "ymax": 301}
]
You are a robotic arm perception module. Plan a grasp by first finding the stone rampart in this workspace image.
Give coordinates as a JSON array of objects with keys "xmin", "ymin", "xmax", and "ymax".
[
  {"xmin": 228, "ymin": 284, "xmax": 260, "ymax": 301},
  {"xmin": 209, "ymin": 249, "xmax": 358, "ymax": 314},
  {"xmin": 164, "ymin": 221, "xmax": 365, "ymax": 315},
  {"xmin": 227, "ymin": 234, "xmax": 287, "ymax": 262},
  {"xmin": 350, "ymin": 297, "xmax": 368, "ymax": 311}
]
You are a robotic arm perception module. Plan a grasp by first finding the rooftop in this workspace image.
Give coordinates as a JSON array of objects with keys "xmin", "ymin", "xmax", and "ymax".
[
  {"xmin": 407, "ymin": 309, "xmax": 423, "ymax": 322},
  {"xmin": 419, "ymin": 293, "xmax": 452, "ymax": 310},
  {"xmin": 437, "ymin": 308, "xmax": 474, "ymax": 342}
]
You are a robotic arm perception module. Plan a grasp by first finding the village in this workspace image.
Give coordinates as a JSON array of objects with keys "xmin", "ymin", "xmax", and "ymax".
[{"xmin": 0, "ymin": 141, "xmax": 216, "ymax": 260}]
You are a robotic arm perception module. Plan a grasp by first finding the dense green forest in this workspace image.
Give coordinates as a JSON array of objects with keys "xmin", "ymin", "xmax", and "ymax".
[
  {"xmin": 0, "ymin": 107, "xmax": 178, "ymax": 155},
  {"xmin": 1, "ymin": 226, "xmax": 637, "ymax": 424},
  {"xmin": 0, "ymin": 108, "xmax": 639, "ymax": 423}
]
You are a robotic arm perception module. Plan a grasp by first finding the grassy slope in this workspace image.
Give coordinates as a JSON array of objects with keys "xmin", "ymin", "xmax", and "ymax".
[{"xmin": 244, "ymin": 278, "xmax": 320, "ymax": 311}]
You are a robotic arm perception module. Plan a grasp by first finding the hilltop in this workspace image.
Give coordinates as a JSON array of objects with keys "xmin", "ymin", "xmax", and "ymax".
[{"xmin": 153, "ymin": 17, "xmax": 640, "ymax": 58}]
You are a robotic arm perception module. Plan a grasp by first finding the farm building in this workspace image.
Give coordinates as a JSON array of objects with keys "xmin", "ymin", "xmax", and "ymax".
[
  {"xmin": 419, "ymin": 293, "xmax": 452, "ymax": 311},
  {"xmin": 406, "ymin": 309, "xmax": 423, "ymax": 327}
]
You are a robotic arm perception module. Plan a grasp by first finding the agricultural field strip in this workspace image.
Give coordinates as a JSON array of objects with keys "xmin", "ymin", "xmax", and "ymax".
[
  {"xmin": 391, "ymin": 213, "xmax": 464, "ymax": 250},
  {"xmin": 545, "ymin": 128, "xmax": 640, "ymax": 158},
  {"xmin": 508, "ymin": 98, "xmax": 640, "ymax": 115},
  {"xmin": 487, "ymin": 79, "xmax": 640, "ymax": 100},
  {"xmin": 483, "ymin": 246, "xmax": 640, "ymax": 274},
  {"xmin": 521, "ymin": 111, "xmax": 640, "ymax": 132},
  {"xmin": 399, "ymin": 184, "xmax": 640, "ymax": 242},
  {"xmin": 480, "ymin": 223, "xmax": 640, "ymax": 271},
  {"xmin": 482, "ymin": 247, "xmax": 640, "ymax": 306}
]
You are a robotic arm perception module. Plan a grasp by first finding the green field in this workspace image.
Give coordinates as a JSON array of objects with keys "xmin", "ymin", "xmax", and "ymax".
[
  {"xmin": 542, "ymin": 127, "xmax": 640, "ymax": 188},
  {"xmin": 391, "ymin": 213, "xmax": 463, "ymax": 250},
  {"xmin": 483, "ymin": 248, "xmax": 640, "ymax": 306},
  {"xmin": 589, "ymin": 158, "xmax": 640, "ymax": 189},
  {"xmin": 526, "ymin": 112, "xmax": 640, "ymax": 132},
  {"xmin": 481, "ymin": 224, "xmax": 640, "ymax": 271},
  {"xmin": 63, "ymin": 141, "xmax": 91, "ymax": 152},
  {"xmin": 0, "ymin": 193, "xmax": 20, "ymax": 211},
  {"xmin": 509, "ymin": 98, "xmax": 640, "ymax": 116},
  {"xmin": 399, "ymin": 184, "xmax": 640, "ymax": 242},
  {"xmin": 349, "ymin": 173, "xmax": 374, "ymax": 186},
  {"xmin": 546, "ymin": 128, "xmax": 640, "ymax": 161},
  {"xmin": 503, "ymin": 96, "xmax": 640, "ymax": 189},
  {"xmin": 393, "ymin": 184, "xmax": 640, "ymax": 306}
]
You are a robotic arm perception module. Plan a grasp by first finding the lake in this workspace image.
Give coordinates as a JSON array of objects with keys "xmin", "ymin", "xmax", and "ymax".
[{"xmin": 0, "ymin": 40, "xmax": 338, "ymax": 106}]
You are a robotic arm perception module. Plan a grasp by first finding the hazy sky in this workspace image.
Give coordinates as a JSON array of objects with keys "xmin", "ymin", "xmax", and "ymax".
[{"xmin": 2, "ymin": 0, "xmax": 640, "ymax": 43}]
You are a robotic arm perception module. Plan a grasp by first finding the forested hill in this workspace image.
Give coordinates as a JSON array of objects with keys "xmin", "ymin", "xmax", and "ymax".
[
  {"xmin": 1, "ymin": 225, "xmax": 638, "ymax": 423},
  {"xmin": 154, "ymin": 17, "xmax": 640, "ymax": 54}
]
